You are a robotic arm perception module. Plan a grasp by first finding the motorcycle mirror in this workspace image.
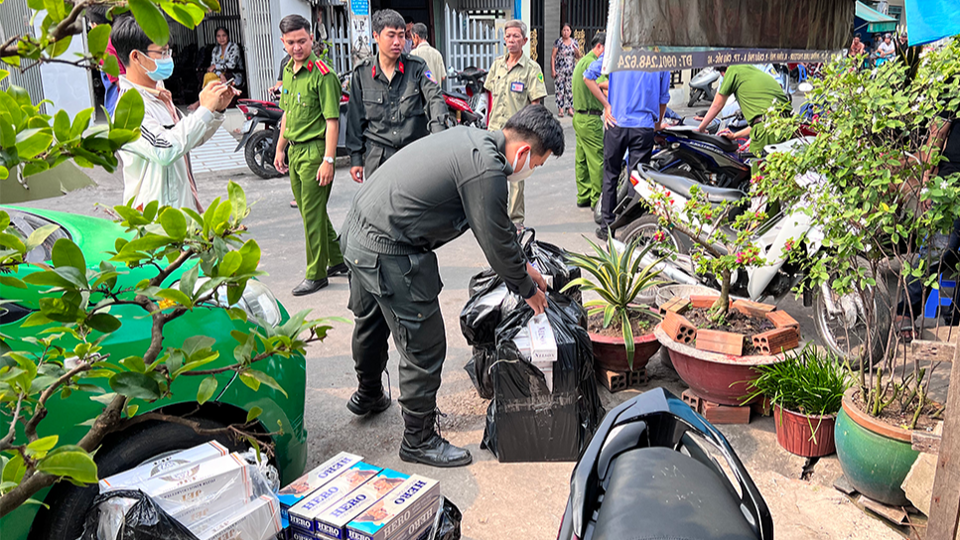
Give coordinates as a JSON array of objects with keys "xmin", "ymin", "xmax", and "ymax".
[{"xmin": 798, "ymin": 82, "xmax": 813, "ymax": 93}]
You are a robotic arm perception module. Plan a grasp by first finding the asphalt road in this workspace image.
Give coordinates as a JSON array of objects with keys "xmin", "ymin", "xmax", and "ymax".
[{"xmin": 17, "ymin": 107, "xmax": 901, "ymax": 539}]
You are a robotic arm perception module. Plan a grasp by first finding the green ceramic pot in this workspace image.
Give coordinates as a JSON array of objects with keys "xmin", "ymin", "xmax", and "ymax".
[{"xmin": 834, "ymin": 395, "xmax": 919, "ymax": 506}]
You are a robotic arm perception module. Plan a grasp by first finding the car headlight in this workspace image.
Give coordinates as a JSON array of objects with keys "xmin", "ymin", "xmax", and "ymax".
[{"xmin": 172, "ymin": 277, "xmax": 282, "ymax": 327}]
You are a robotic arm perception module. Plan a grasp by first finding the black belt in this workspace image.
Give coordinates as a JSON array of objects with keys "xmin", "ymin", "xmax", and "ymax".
[
  {"xmin": 576, "ymin": 109, "xmax": 603, "ymax": 116},
  {"xmin": 288, "ymin": 137, "xmax": 322, "ymax": 147}
]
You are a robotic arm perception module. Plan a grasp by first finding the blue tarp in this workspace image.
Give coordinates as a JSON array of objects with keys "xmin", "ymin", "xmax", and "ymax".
[{"xmin": 905, "ymin": 0, "xmax": 960, "ymax": 46}]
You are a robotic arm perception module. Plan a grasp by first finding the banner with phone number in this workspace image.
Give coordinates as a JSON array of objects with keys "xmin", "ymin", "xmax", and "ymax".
[{"xmin": 609, "ymin": 47, "xmax": 838, "ymax": 73}]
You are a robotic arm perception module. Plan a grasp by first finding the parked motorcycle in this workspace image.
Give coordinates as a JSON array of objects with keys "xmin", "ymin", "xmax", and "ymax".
[
  {"xmin": 557, "ymin": 387, "xmax": 773, "ymax": 540},
  {"xmin": 447, "ymin": 66, "xmax": 489, "ymax": 128},
  {"xmin": 616, "ymin": 139, "xmax": 890, "ymax": 365},
  {"xmin": 235, "ymin": 98, "xmax": 284, "ymax": 179},
  {"xmin": 442, "ymin": 91, "xmax": 486, "ymax": 128},
  {"xmin": 687, "ymin": 66, "xmax": 720, "ymax": 107}
]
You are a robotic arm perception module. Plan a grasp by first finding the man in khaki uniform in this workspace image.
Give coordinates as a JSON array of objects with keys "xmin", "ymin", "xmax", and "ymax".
[
  {"xmin": 410, "ymin": 23, "xmax": 445, "ymax": 84},
  {"xmin": 484, "ymin": 19, "xmax": 547, "ymax": 227}
]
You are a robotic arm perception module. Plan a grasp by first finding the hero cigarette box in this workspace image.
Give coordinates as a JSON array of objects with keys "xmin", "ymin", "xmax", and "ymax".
[
  {"xmin": 312, "ymin": 469, "xmax": 410, "ymax": 540},
  {"xmin": 288, "ymin": 462, "xmax": 383, "ymax": 534},
  {"xmin": 98, "ymin": 441, "xmax": 229, "ymax": 492},
  {"xmin": 278, "ymin": 452, "xmax": 363, "ymax": 520},
  {"xmin": 195, "ymin": 494, "xmax": 282, "ymax": 540},
  {"xmin": 140, "ymin": 453, "xmax": 253, "ymax": 527},
  {"xmin": 345, "ymin": 476, "xmax": 440, "ymax": 540}
]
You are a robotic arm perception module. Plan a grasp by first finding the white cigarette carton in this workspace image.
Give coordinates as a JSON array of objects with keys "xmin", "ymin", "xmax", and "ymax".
[
  {"xmin": 98, "ymin": 441, "xmax": 229, "ymax": 492},
  {"xmin": 195, "ymin": 495, "xmax": 282, "ymax": 540},
  {"xmin": 278, "ymin": 452, "xmax": 363, "ymax": 520},
  {"xmin": 513, "ymin": 327, "xmax": 532, "ymax": 361},
  {"xmin": 345, "ymin": 476, "xmax": 440, "ymax": 540},
  {"xmin": 288, "ymin": 462, "xmax": 383, "ymax": 534},
  {"xmin": 527, "ymin": 314, "xmax": 558, "ymax": 364},
  {"xmin": 139, "ymin": 453, "xmax": 253, "ymax": 528},
  {"xmin": 312, "ymin": 469, "xmax": 409, "ymax": 540}
]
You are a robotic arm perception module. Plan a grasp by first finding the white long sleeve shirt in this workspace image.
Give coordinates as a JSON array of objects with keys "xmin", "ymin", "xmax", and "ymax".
[{"xmin": 117, "ymin": 76, "xmax": 223, "ymax": 210}]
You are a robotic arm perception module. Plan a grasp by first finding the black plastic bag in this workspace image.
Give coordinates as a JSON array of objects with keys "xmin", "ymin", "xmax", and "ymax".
[
  {"xmin": 427, "ymin": 497, "xmax": 462, "ymax": 540},
  {"xmin": 464, "ymin": 345, "xmax": 497, "ymax": 400},
  {"xmin": 481, "ymin": 294, "xmax": 604, "ymax": 462},
  {"xmin": 460, "ymin": 269, "xmax": 521, "ymax": 348},
  {"xmin": 81, "ymin": 489, "xmax": 199, "ymax": 540},
  {"xmin": 520, "ymin": 229, "xmax": 582, "ymax": 303}
]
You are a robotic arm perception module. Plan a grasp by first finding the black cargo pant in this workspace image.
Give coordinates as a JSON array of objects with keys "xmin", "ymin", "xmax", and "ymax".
[
  {"xmin": 341, "ymin": 229, "xmax": 446, "ymax": 415},
  {"xmin": 601, "ymin": 126, "xmax": 655, "ymax": 227}
]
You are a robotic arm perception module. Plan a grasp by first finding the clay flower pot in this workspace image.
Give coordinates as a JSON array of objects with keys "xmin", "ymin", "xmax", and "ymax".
[
  {"xmin": 773, "ymin": 405, "xmax": 837, "ymax": 457},
  {"xmin": 589, "ymin": 329, "xmax": 661, "ymax": 372},
  {"xmin": 834, "ymin": 389, "xmax": 919, "ymax": 506},
  {"xmin": 654, "ymin": 324, "xmax": 786, "ymax": 406}
]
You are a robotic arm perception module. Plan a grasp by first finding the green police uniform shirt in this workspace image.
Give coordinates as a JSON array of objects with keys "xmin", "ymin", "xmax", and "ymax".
[
  {"xmin": 572, "ymin": 50, "xmax": 603, "ymax": 113},
  {"xmin": 717, "ymin": 64, "xmax": 789, "ymax": 124},
  {"xmin": 280, "ymin": 53, "xmax": 341, "ymax": 143},
  {"xmin": 484, "ymin": 53, "xmax": 548, "ymax": 131}
]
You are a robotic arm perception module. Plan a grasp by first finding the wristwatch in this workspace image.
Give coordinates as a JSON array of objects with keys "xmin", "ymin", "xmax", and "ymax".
[{"xmin": 323, "ymin": 156, "xmax": 335, "ymax": 165}]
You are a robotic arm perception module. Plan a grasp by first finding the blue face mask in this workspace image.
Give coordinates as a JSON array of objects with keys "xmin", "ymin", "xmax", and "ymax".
[{"xmin": 140, "ymin": 51, "xmax": 174, "ymax": 81}]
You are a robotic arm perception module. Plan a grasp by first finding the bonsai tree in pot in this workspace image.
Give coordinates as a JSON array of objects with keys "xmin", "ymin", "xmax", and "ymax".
[
  {"xmin": 743, "ymin": 344, "xmax": 851, "ymax": 457},
  {"xmin": 758, "ymin": 37, "xmax": 960, "ymax": 505},
  {"xmin": 562, "ymin": 235, "xmax": 668, "ymax": 371}
]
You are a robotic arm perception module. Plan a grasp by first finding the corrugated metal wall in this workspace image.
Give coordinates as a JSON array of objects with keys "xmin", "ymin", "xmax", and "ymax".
[
  {"xmin": 240, "ymin": 0, "xmax": 276, "ymax": 100},
  {"xmin": 0, "ymin": 0, "xmax": 46, "ymax": 111}
]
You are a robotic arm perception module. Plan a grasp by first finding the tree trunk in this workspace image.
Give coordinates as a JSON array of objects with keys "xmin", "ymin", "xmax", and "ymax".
[{"xmin": 715, "ymin": 269, "xmax": 732, "ymax": 318}]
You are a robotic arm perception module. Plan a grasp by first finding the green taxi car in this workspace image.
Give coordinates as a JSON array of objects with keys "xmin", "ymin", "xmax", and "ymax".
[{"xmin": 0, "ymin": 207, "xmax": 308, "ymax": 540}]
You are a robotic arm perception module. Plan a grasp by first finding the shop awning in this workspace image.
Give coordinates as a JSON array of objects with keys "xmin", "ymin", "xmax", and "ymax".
[
  {"xmin": 855, "ymin": 1, "xmax": 897, "ymax": 34},
  {"xmin": 905, "ymin": 0, "xmax": 960, "ymax": 46},
  {"xmin": 602, "ymin": 0, "xmax": 854, "ymax": 73}
]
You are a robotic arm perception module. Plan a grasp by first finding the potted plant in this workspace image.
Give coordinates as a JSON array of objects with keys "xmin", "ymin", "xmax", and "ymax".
[
  {"xmin": 562, "ymin": 235, "xmax": 669, "ymax": 372},
  {"xmin": 641, "ymin": 178, "xmax": 798, "ymax": 405},
  {"xmin": 759, "ymin": 38, "xmax": 960, "ymax": 505},
  {"xmin": 743, "ymin": 344, "xmax": 851, "ymax": 457}
]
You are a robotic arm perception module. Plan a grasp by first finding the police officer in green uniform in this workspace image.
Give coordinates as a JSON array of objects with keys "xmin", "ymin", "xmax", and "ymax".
[
  {"xmin": 345, "ymin": 9, "xmax": 447, "ymax": 184},
  {"xmin": 341, "ymin": 105, "xmax": 563, "ymax": 467},
  {"xmin": 572, "ymin": 31, "xmax": 605, "ymax": 209},
  {"xmin": 274, "ymin": 15, "xmax": 346, "ymax": 296}
]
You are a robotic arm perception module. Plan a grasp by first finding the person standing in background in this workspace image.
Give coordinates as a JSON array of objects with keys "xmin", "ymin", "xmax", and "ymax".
[
  {"xmin": 584, "ymin": 57, "xmax": 670, "ymax": 240},
  {"xmin": 403, "ymin": 21, "xmax": 414, "ymax": 54},
  {"xmin": 552, "ymin": 23, "xmax": 581, "ymax": 118},
  {"xmin": 85, "ymin": 6, "xmax": 127, "ymax": 116},
  {"xmin": 410, "ymin": 23, "xmax": 446, "ymax": 85},
  {"xmin": 484, "ymin": 19, "xmax": 547, "ymax": 228},
  {"xmin": 345, "ymin": 9, "xmax": 447, "ymax": 183},
  {"xmin": 272, "ymin": 15, "xmax": 348, "ymax": 296},
  {"xmin": 571, "ymin": 31, "xmax": 605, "ymax": 210}
]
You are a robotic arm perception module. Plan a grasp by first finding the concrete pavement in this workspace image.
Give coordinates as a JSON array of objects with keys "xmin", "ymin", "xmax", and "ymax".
[{"xmin": 18, "ymin": 115, "xmax": 901, "ymax": 540}]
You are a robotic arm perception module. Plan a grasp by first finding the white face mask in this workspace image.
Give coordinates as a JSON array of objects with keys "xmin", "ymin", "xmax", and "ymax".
[{"xmin": 508, "ymin": 146, "xmax": 536, "ymax": 183}]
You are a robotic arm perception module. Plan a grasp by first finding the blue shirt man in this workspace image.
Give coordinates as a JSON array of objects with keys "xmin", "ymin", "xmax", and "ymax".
[
  {"xmin": 583, "ymin": 54, "xmax": 671, "ymax": 236},
  {"xmin": 583, "ymin": 55, "xmax": 671, "ymax": 128}
]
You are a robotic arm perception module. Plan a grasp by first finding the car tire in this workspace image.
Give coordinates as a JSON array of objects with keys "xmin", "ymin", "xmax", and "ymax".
[{"xmin": 28, "ymin": 419, "xmax": 244, "ymax": 540}]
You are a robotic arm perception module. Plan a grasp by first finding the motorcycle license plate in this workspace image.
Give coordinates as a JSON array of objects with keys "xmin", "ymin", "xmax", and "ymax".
[{"xmin": 241, "ymin": 119, "xmax": 254, "ymax": 133}]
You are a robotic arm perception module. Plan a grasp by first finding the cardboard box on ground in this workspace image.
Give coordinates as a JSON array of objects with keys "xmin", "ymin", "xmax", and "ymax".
[{"xmin": 94, "ymin": 443, "xmax": 446, "ymax": 540}]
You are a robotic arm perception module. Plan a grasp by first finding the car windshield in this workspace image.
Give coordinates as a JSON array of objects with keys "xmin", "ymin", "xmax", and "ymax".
[{"xmin": 5, "ymin": 210, "xmax": 71, "ymax": 263}]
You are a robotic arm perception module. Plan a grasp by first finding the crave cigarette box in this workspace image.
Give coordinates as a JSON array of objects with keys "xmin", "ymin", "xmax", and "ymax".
[
  {"xmin": 288, "ymin": 462, "xmax": 382, "ymax": 534},
  {"xmin": 139, "ymin": 453, "xmax": 253, "ymax": 527},
  {"xmin": 345, "ymin": 476, "xmax": 440, "ymax": 540},
  {"xmin": 195, "ymin": 494, "xmax": 282, "ymax": 540},
  {"xmin": 312, "ymin": 469, "xmax": 409, "ymax": 540},
  {"xmin": 278, "ymin": 452, "xmax": 363, "ymax": 520},
  {"xmin": 98, "ymin": 441, "xmax": 229, "ymax": 492}
]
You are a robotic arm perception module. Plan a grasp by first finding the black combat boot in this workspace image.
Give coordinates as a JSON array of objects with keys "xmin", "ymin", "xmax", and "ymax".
[
  {"xmin": 399, "ymin": 410, "xmax": 472, "ymax": 468},
  {"xmin": 346, "ymin": 376, "xmax": 391, "ymax": 416}
]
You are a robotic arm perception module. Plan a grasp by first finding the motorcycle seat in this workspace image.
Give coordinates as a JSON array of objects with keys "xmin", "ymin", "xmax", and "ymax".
[
  {"xmin": 667, "ymin": 126, "xmax": 740, "ymax": 153},
  {"xmin": 458, "ymin": 66, "xmax": 486, "ymax": 83},
  {"xmin": 445, "ymin": 90, "xmax": 469, "ymax": 101},
  {"xmin": 644, "ymin": 167, "xmax": 746, "ymax": 205},
  {"xmin": 593, "ymin": 447, "xmax": 759, "ymax": 540}
]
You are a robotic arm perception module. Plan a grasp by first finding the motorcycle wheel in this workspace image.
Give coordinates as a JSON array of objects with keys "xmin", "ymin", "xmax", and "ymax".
[
  {"xmin": 244, "ymin": 130, "xmax": 283, "ymax": 179},
  {"xmin": 687, "ymin": 90, "xmax": 699, "ymax": 108},
  {"xmin": 617, "ymin": 214, "xmax": 688, "ymax": 257},
  {"xmin": 812, "ymin": 262, "xmax": 891, "ymax": 367}
]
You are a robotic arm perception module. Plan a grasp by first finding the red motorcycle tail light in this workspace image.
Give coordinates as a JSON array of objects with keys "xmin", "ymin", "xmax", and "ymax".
[
  {"xmin": 238, "ymin": 104, "xmax": 249, "ymax": 114},
  {"xmin": 629, "ymin": 172, "xmax": 640, "ymax": 186}
]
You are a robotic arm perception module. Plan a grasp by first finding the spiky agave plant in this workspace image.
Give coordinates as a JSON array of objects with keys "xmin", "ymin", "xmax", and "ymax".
[{"xmin": 562, "ymin": 235, "xmax": 671, "ymax": 369}]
